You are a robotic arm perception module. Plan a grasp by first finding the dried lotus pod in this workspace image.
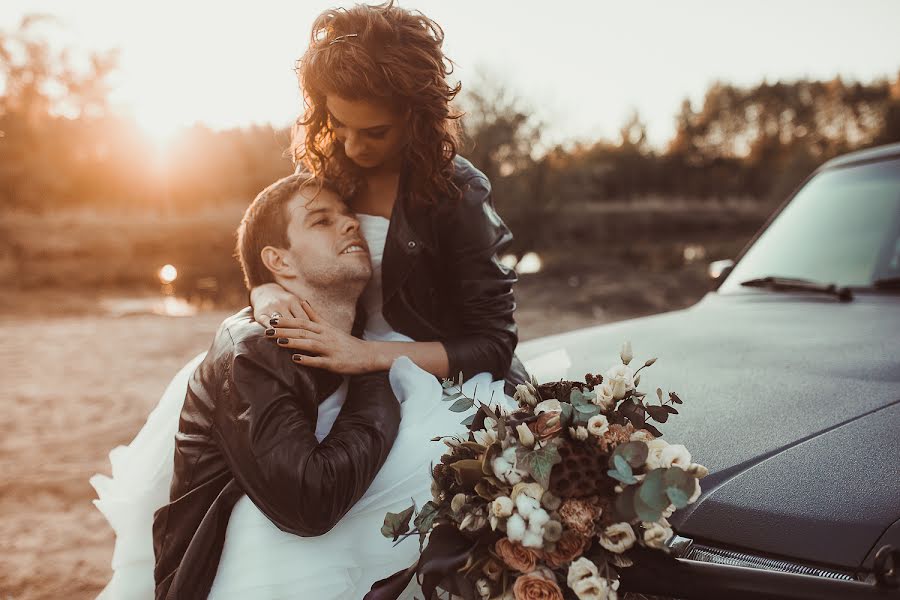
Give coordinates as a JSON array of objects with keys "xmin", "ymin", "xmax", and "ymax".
[
  {"xmin": 549, "ymin": 440, "xmax": 615, "ymax": 498},
  {"xmin": 536, "ymin": 380, "xmax": 587, "ymax": 403}
]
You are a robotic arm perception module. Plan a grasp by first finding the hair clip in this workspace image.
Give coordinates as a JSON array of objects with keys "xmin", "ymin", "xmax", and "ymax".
[{"xmin": 329, "ymin": 33, "xmax": 359, "ymax": 46}]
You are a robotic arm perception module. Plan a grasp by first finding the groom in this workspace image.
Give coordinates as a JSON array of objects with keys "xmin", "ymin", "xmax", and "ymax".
[{"xmin": 152, "ymin": 174, "xmax": 401, "ymax": 599}]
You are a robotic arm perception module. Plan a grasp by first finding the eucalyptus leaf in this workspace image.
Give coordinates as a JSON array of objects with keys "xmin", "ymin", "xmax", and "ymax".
[
  {"xmin": 634, "ymin": 487, "xmax": 664, "ymax": 522},
  {"xmin": 656, "ymin": 387, "xmax": 663, "ymax": 402},
  {"xmin": 645, "ymin": 404, "xmax": 670, "ymax": 423},
  {"xmin": 460, "ymin": 413, "xmax": 476, "ymax": 427},
  {"xmin": 570, "ymin": 388, "xmax": 591, "ymax": 407},
  {"xmin": 614, "ymin": 454, "xmax": 633, "ymax": 477},
  {"xmin": 607, "ymin": 468, "xmax": 637, "ymax": 485},
  {"xmin": 663, "ymin": 467, "xmax": 696, "ymax": 508},
  {"xmin": 669, "ymin": 392, "xmax": 683, "ymax": 404},
  {"xmin": 560, "ymin": 403, "xmax": 575, "ymax": 427},
  {"xmin": 612, "ymin": 486, "xmax": 638, "ymax": 522},
  {"xmin": 611, "ymin": 441, "xmax": 650, "ymax": 468},
  {"xmin": 449, "ymin": 397, "xmax": 475, "ymax": 413},
  {"xmin": 575, "ymin": 403, "xmax": 600, "ymax": 415},
  {"xmin": 643, "ymin": 423, "xmax": 663, "ymax": 437},
  {"xmin": 637, "ymin": 469, "xmax": 670, "ymax": 513},
  {"xmin": 442, "ymin": 392, "xmax": 464, "ymax": 403}
]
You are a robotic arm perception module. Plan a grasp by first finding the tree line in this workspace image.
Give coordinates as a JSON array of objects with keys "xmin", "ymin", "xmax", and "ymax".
[{"xmin": 2, "ymin": 16, "xmax": 899, "ymax": 222}]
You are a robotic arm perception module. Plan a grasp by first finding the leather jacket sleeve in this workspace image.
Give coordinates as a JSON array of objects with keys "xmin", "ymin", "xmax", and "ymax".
[
  {"xmin": 214, "ymin": 339, "xmax": 401, "ymax": 536},
  {"xmin": 439, "ymin": 174, "xmax": 519, "ymax": 381}
]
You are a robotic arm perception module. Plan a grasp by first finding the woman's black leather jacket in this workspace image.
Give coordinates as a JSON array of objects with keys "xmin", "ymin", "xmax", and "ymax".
[{"xmin": 380, "ymin": 155, "xmax": 529, "ymax": 388}]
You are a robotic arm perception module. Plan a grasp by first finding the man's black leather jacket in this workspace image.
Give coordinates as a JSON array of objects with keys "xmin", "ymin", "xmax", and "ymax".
[
  {"xmin": 380, "ymin": 155, "xmax": 529, "ymax": 388},
  {"xmin": 152, "ymin": 308, "xmax": 401, "ymax": 599}
]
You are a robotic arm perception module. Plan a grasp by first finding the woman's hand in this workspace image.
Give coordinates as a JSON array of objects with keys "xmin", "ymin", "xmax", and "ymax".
[
  {"xmin": 267, "ymin": 300, "xmax": 376, "ymax": 374},
  {"xmin": 251, "ymin": 283, "xmax": 307, "ymax": 327}
]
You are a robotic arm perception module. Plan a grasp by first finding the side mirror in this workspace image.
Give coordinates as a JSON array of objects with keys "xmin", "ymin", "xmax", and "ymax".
[{"xmin": 708, "ymin": 259, "xmax": 734, "ymax": 281}]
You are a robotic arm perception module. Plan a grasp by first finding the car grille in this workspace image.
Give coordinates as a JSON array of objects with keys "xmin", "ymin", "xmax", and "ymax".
[{"xmin": 668, "ymin": 535, "xmax": 856, "ymax": 581}]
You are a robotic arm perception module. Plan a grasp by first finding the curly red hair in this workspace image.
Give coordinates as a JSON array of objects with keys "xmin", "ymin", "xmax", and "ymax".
[{"xmin": 292, "ymin": 1, "xmax": 463, "ymax": 207}]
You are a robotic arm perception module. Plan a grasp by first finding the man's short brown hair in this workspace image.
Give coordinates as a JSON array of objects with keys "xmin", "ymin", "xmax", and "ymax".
[{"xmin": 235, "ymin": 173, "xmax": 333, "ymax": 290}]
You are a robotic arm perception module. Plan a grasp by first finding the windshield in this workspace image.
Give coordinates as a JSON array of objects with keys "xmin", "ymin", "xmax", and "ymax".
[{"xmin": 720, "ymin": 157, "xmax": 900, "ymax": 292}]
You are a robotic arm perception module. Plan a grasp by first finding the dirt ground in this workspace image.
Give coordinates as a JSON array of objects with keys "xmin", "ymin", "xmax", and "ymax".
[{"xmin": 0, "ymin": 267, "xmax": 712, "ymax": 598}]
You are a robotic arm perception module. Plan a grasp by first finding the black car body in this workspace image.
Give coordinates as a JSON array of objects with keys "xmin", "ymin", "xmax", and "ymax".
[{"xmin": 517, "ymin": 143, "xmax": 900, "ymax": 598}]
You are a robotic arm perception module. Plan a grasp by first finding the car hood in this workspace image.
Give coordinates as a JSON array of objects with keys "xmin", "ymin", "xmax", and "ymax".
[{"xmin": 517, "ymin": 291, "xmax": 900, "ymax": 569}]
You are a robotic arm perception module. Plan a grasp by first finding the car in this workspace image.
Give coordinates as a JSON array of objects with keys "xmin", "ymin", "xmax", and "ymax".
[{"xmin": 516, "ymin": 142, "xmax": 900, "ymax": 598}]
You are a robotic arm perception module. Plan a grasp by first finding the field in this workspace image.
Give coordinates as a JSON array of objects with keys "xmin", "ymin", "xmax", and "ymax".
[{"xmin": 0, "ymin": 203, "xmax": 764, "ymax": 599}]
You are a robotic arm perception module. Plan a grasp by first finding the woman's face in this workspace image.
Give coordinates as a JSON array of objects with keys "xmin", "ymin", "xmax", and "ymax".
[{"xmin": 325, "ymin": 95, "xmax": 406, "ymax": 171}]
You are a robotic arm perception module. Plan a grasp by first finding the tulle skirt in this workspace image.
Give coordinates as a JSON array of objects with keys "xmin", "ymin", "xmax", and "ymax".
[{"xmin": 91, "ymin": 351, "xmax": 509, "ymax": 599}]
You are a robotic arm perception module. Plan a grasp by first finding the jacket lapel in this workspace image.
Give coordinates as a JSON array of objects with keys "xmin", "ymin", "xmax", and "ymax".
[{"xmin": 381, "ymin": 170, "xmax": 428, "ymax": 306}]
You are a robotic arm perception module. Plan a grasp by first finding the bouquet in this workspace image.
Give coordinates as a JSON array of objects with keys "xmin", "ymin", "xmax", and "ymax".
[{"xmin": 370, "ymin": 343, "xmax": 707, "ymax": 600}]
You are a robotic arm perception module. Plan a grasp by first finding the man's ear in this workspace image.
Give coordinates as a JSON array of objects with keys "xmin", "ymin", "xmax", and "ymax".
[{"xmin": 260, "ymin": 246, "xmax": 294, "ymax": 279}]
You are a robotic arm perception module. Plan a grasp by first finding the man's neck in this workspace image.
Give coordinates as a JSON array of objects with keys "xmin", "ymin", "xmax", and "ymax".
[{"xmin": 277, "ymin": 282, "xmax": 357, "ymax": 333}]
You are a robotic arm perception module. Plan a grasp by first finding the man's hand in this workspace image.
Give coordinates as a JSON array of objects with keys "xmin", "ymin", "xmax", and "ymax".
[
  {"xmin": 251, "ymin": 283, "xmax": 307, "ymax": 327},
  {"xmin": 267, "ymin": 300, "xmax": 377, "ymax": 374}
]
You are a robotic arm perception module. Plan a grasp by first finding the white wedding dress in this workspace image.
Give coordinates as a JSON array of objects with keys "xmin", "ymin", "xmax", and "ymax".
[{"xmin": 91, "ymin": 214, "xmax": 511, "ymax": 599}]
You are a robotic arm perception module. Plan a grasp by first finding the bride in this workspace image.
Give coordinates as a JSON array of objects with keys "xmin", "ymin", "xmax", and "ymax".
[{"xmin": 92, "ymin": 3, "xmax": 528, "ymax": 598}]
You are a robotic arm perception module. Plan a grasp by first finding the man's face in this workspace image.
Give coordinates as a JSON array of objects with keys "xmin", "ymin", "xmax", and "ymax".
[
  {"xmin": 279, "ymin": 187, "xmax": 372, "ymax": 290},
  {"xmin": 326, "ymin": 95, "xmax": 407, "ymax": 171}
]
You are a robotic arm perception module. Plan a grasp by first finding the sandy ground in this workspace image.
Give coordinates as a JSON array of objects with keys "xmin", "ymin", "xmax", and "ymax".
[{"xmin": 0, "ymin": 267, "xmax": 711, "ymax": 599}]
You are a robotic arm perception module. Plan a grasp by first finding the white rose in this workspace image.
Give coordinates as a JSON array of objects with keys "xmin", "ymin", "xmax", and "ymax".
[
  {"xmin": 535, "ymin": 399, "xmax": 563, "ymax": 414},
  {"xmin": 604, "ymin": 364, "xmax": 636, "ymax": 400},
  {"xmin": 566, "ymin": 557, "xmax": 599, "ymax": 588},
  {"xmin": 642, "ymin": 522, "xmax": 673, "ymax": 549},
  {"xmin": 620, "ymin": 341, "xmax": 633, "ymax": 365},
  {"xmin": 599, "ymin": 523, "xmax": 637, "ymax": 554},
  {"xmin": 511, "ymin": 482, "xmax": 544, "ymax": 502},
  {"xmin": 593, "ymin": 382, "xmax": 617, "ymax": 411},
  {"xmin": 645, "ymin": 438, "xmax": 670, "ymax": 470},
  {"xmin": 630, "ymin": 429, "xmax": 655, "ymax": 443},
  {"xmin": 660, "ymin": 444, "xmax": 691, "ymax": 469},
  {"xmin": 516, "ymin": 423, "xmax": 535, "ymax": 447},
  {"xmin": 687, "ymin": 463, "xmax": 709, "ymax": 478},
  {"xmin": 689, "ymin": 478, "xmax": 702, "ymax": 503},
  {"xmin": 451, "ymin": 493, "xmax": 467, "ymax": 513},
  {"xmin": 587, "ymin": 414, "xmax": 610, "ymax": 438},
  {"xmin": 492, "ymin": 496, "xmax": 514, "ymax": 518},
  {"xmin": 571, "ymin": 575, "xmax": 618, "ymax": 600}
]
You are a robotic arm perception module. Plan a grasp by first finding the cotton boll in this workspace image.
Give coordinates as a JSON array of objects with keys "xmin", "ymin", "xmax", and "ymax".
[
  {"xmin": 528, "ymin": 508, "xmax": 550, "ymax": 531},
  {"xmin": 507, "ymin": 514, "xmax": 526, "ymax": 542},
  {"xmin": 515, "ymin": 493, "xmax": 538, "ymax": 518},
  {"xmin": 506, "ymin": 470, "xmax": 523, "ymax": 485},
  {"xmin": 521, "ymin": 529, "xmax": 544, "ymax": 549},
  {"xmin": 492, "ymin": 457, "xmax": 511, "ymax": 478}
]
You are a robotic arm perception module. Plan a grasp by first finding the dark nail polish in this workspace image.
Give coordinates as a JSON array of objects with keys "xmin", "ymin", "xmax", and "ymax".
[
  {"xmin": 292, "ymin": 354, "xmax": 302, "ymax": 361},
  {"xmin": 265, "ymin": 328, "xmax": 275, "ymax": 337},
  {"xmin": 277, "ymin": 338, "xmax": 289, "ymax": 345},
  {"xmin": 269, "ymin": 318, "xmax": 279, "ymax": 327}
]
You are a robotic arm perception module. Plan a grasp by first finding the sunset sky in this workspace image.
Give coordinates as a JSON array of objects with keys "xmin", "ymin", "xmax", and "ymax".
[{"xmin": 3, "ymin": 0, "xmax": 900, "ymax": 148}]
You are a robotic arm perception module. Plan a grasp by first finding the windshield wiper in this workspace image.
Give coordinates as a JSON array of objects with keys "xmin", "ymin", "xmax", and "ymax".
[
  {"xmin": 739, "ymin": 276, "xmax": 854, "ymax": 302},
  {"xmin": 872, "ymin": 276, "xmax": 900, "ymax": 290}
]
